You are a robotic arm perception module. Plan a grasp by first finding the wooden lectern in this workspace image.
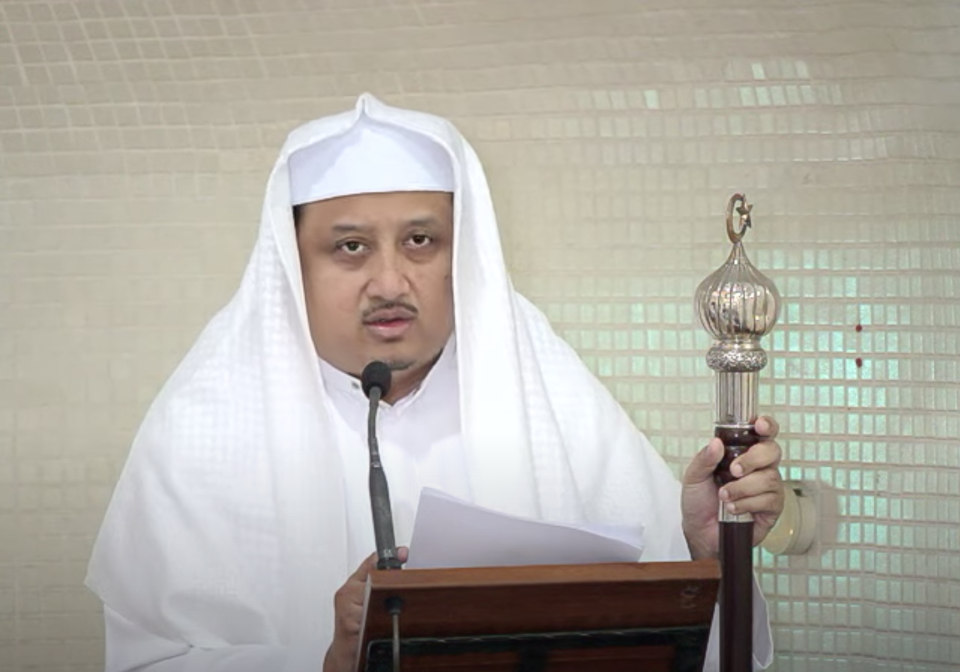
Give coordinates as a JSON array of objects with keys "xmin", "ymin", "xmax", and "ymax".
[{"xmin": 356, "ymin": 559, "xmax": 720, "ymax": 672}]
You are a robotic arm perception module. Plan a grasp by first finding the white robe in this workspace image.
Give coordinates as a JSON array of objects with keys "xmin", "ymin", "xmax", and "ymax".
[{"xmin": 85, "ymin": 93, "xmax": 773, "ymax": 671}]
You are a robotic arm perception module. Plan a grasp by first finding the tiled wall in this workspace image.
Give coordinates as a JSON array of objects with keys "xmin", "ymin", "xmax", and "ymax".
[{"xmin": 2, "ymin": 1, "xmax": 959, "ymax": 670}]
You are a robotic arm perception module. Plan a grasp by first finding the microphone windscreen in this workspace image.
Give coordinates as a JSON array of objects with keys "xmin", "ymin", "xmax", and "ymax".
[{"xmin": 361, "ymin": 361, "xmax": 392, "ymax": 399}]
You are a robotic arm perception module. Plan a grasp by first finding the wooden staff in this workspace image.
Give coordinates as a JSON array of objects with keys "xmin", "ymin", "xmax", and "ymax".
[{"xmin": 695, "ymin": 194, "xmax": 781, "ymax": 671}]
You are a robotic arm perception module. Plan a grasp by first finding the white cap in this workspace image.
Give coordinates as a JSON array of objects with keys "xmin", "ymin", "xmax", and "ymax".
[{"xmin": 288, "ymin": 116, "xmax": 455, "ymax": 205}]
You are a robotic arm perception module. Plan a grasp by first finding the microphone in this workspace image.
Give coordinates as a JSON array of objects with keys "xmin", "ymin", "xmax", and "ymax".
[{"xmin": 360, "ymin": 361, "xmax": 402, "ymax": 570}]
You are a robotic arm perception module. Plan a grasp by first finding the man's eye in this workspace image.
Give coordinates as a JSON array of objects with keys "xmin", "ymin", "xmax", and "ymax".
[
  {"xmin": 337, "ymin": 241, "xmax": 365, "ymax": 254},
  {"xmin": 408, "ymin": 234, "xmax": 432, "ymax": 248}
]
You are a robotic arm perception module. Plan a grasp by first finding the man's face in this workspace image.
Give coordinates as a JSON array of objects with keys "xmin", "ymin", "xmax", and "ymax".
[{"xmin": 296, "ymin": 191, "xmax": 454, "ymax": 392}]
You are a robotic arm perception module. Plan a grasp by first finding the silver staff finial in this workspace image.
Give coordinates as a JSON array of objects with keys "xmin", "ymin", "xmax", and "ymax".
[{"xmin": 696, "ymin": 194, "xmax": 781, "ymax": 379}]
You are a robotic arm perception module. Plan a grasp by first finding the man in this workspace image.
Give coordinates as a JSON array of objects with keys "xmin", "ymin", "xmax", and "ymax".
[{"xmin": 86, "ymin": 93, "xmax": 784, "ymax": 671}]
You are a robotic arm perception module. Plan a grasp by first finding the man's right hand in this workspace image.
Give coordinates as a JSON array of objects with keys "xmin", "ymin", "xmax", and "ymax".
[{"xmin": 323, "ymin": 548, "xmax": 409, "ymax": 672}]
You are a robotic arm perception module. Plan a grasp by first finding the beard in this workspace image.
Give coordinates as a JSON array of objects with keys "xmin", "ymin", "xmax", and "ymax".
[{"xmin": 383, "ymin": 359, "xmax": 415, "ymax": 372}]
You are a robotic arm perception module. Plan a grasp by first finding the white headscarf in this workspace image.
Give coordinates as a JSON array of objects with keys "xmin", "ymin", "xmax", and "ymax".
[
  {"xmin": 85, "ymin": 93, "xmax": 688, "ymax": 657},
  {"xmin": 288, "ymin": 114, "xmax": 455, "ymax": 204}
]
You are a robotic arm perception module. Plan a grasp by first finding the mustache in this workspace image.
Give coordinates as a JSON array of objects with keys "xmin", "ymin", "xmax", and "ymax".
[{"xmin": 361, "ymin": 301, "xmax": 419, "ymax": 321}]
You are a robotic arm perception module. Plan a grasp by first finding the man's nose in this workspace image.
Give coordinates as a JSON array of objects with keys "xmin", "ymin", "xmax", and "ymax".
[{"xmin": 367, "ymin": 250, "xmax": 411, "ymax": 300}]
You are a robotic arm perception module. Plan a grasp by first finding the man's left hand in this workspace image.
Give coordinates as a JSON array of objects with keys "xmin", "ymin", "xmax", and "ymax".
[{"xmin": 680, "ymin": 416, "xmax": 785, "ymax": 560}]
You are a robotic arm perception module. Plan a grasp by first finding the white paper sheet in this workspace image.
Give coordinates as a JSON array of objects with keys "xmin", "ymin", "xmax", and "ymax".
[{"xmin": 405, "ymin": 487, "xmax": 644, "ymax": 569}]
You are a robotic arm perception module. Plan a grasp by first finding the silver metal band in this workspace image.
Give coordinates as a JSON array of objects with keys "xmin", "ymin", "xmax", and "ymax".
[
  {"xmin": 719, "ymin": 502, "xmax": 755, "ymax": 523},
  {"xmin": 706, "ymin": 342, "xmax": 768, "ymax": 373},
  {"xmin": 715, "ymin": 370, "xmax": 758, "ymax": 426}
]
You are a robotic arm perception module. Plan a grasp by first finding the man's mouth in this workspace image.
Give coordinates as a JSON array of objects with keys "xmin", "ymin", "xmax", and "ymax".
[
  {"xmin": 363, "ymin": 309, "xmax": 416, "ymax": 339},
  {"xmin": 363, "ymin": 309, "xmax": 416, "ymax": 325},
  {"xmin": 369, "ymin": 317, "xmax": 409, "ymax": 327}
]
